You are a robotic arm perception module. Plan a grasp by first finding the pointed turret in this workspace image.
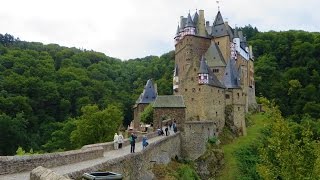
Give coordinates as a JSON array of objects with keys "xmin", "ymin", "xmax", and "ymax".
[
  {"xmin": 196, "ymin": 10, "xmax": 207, "ymax": 37},
  {"xmin": 223, "ymin": 58, "xmax": 240, "ymax": 89},
  {"xmin": 184, "ymin": 12, "xmax": 196, "ymax": 35},
  {"xmin": 193, "ymin": 11, "xmax": 199, "ymax": 26},
  {"xmin": 136, "ymin": 79, "xmax": 158, "ymax": 103},
  {"xmin": 174, "ymin": 25, "xmax": 181, "ymax": 44},
  {"xmin": 211, "ymin": 11, "xmax": 228, "ymax": 37},
  {"xmin": 185, "ymin": 13, "xmax": 195, "ymax": 27}
]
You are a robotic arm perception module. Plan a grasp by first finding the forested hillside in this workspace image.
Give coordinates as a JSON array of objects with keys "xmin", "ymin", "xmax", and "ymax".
[
  {"xmin": 1, "ymin": 28, "xmax": 320, "ymax": 158},
  {"xmin": 0, "ymin": 33, "xmax": 174, "ymax": 155}
]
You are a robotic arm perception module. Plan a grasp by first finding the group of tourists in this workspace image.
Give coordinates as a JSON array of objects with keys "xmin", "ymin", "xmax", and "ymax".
[
  {"xmin": 113, "ymin": 133, "xmax": 124, "ymax": 150},
  {"xmin": 157, "ymin": 120, "xmax": 178, "ymax": 136},
  {"xmin": 113, "ymin": 132, "xmax": 149, "ymax": 153}
]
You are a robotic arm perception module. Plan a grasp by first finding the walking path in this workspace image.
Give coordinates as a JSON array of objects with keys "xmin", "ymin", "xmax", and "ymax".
[{"xmin": 0, "ymin": 129, "xmax": 175, "ymax": 180}]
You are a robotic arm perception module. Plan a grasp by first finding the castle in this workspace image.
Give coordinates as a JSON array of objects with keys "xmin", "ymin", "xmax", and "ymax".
[{"xmin": 133, "ymin": 9, "xmax": 256, "ymax": 159}]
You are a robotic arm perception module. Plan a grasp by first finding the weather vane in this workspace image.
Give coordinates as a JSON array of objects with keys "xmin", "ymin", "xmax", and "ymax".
[{"xmin": 216, "ymin": 0, "xmax": 220, "ymax": 11}]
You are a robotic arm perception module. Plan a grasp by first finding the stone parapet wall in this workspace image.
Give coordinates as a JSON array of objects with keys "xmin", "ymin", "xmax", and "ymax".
[
  {"xmin": 66, "ymin": 133, "xmax": 181, "ymax": 180},
  {"xmin": 82, "ymin": 132, "xmax": 158, "ymax": 151},
  {"xmin": 0, "ymin": 147, "xmax": 104, "ymax": 175}
]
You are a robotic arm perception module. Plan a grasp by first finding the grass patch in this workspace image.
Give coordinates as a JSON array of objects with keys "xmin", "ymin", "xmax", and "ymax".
[{"xmin": 217, "ymin": 112, "xmax": 270, "ymax": 180}]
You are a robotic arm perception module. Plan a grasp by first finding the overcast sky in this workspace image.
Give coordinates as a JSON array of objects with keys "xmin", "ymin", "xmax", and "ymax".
[{"xmin": 1, "ymin": 0, "xmax": 319, "ymax": 60}]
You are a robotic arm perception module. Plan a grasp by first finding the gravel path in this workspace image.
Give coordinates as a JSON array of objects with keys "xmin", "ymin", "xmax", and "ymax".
[{"xmin": 0, "ymin": 129, "xmax": 175, "ymax": 180}]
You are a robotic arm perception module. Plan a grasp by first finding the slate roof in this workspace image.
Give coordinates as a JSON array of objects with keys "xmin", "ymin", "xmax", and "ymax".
[
  {"xmin": 152, "ymin": 95, "xmax": 186, "ymax": 108},
  {"xmin": 175, "ymin": 25, "xmax": 180, "ymax": 37},
  {"xmin": 204, "ymin": 42, "xmax": 226, "ymax": 67},
  {"xmin": 211, "ymin": 11, "xmax": 229, "ymax": 37},
  {"xmin": 193, "ymin": 11, "xmax": 199, "ymax": 26},
  {"xmin": 199, "ymin": 56, "xmax": 209, "ymax": 74},
  {"xmin": 180, "ymin": 17, "xmax": 187, "ymax": 32},
  {"xmin": 136, "ymin": 79, "xmax": 158, "ymax": 104},
  {"xmin": 185, "ymin": 13, "xmax": 195, "ymax": 27},
  {"xmin": 223, "ymin": 58, "xmax": 240, "ymax": 89},
  {"xmin": 198, "ymin": 56, "xmax": 225, "ymax": 88}
]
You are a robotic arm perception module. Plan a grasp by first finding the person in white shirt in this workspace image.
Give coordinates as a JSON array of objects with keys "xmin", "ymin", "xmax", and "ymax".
[
  {"xmin": 113, "ymin": 133, "xmax": 119, "ymax": 150},
  {"xmin": 118, "ymin": 133, "xmax": 124, "ymax": 149}
]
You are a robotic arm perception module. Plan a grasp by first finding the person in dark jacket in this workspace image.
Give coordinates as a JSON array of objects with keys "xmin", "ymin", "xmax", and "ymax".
[{"xmin": 130, "ymin": 133, "xmax": 137, "ymax": 153}]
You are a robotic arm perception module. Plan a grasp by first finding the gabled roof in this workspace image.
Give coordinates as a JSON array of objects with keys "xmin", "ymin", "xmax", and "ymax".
[
  {"xmin": 136, "ymin": 79, "xmax": 158, "ymax": 104},
  {"xmin": 211, "ymin": 11, "xmax": 228, "ymax": 37},
  {"xmin": 199, "ymin": 56, "xmax": 209, "ymax": 74},
  {"xmin": 198, "ymin": 56, "xmax": 225, "ymax": 88},
  {"xmin": 213, "ymin": 11, "xmax": 224, "ymax": 25},
  {"xmin": 223, "ymin": 58, "xmax": 240, "ymax": 89},
  {"xmin": 185, "ymin": 13, "xmax": 195, "ymax": 28},
  {"xmin": 152, "ymin": 95, "xmax": 186, "ymax": 108},
  {"xmin": 204, "ymin": 42, "xmax": 226, "ymax": 67}
]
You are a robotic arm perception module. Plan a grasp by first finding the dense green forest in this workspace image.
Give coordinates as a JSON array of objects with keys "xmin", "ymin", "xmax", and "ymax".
[
  {"xmin": 1, "ymin": 26, "xmax": 320, "ymax": 173},
  {"xmin": 0, "ymin": 33, "xmax": 174, "ymax": 155}
]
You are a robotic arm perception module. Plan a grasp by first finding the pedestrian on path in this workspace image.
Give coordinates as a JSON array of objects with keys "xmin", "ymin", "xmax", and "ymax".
[
  {"xmin": 113, "ymin": 133, "xmax": 119, "ymax": 150},
  {"xmin": 165, "ymin": 125, "xmax": 169, "ymax": 136},
  {"xmin": 118, "ymin": 132, "xmax": 124, "ymax": 149},
  {"xmin": 173, "ymin": 121, "xmax": 177, "ymax": 133},
  {"xmin": 130, "ymin": 133, "xmax": 137, "ymax": 153},
  {"xmin": 142, "ymin": 135, "xmax": 148, "ymax": 150}
]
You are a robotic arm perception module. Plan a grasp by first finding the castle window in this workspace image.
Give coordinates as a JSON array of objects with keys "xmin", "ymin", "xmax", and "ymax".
[
  {"xmin": 194, "ymin": 68, "xmax": 196, "ymax": 71},
  {"xmin": 237, "ymin": 93, "xmax": 240, "ymax": 99},
  {"xmin": 185, "ymin": 89, "xmax": 188, "ymax": 92},
  {"xmin": 191, "ymin": 77, "xmax": 194, "ymax": 81},
  {"xmin": 218, "ymin": 90, "xmax": 220, "ymax": 93},
  {"xmin": 216, "ymin": 112, "xmax": 218, "ymax": 116},
  {"xmin": 217, "ymin": 41, "xmax": 219, "ymax": 45},
  {"xmin": 199, "ymin": 88, "xmax": 201, "ymax": 91},
  {"xmin": 191, "ymin": 98, "xmax": 194, "ymax": 101},
  {"xmin": 219, "ymin": 101, "xmax": 221, "ymax": 104},
  {"xmin": 226, "ymin": 94, "xmax": 230, "ymax": 99},
  {"xmin": 213, "ymin": 69, "xmax": 219, "ymax": 73},
  {"xmin": 192, "ymin": 88, "xmax": 196, "ymax": 92},
  {"xmin": 238, "ymin": 107, "xmax": 240, "ymax": 111}
]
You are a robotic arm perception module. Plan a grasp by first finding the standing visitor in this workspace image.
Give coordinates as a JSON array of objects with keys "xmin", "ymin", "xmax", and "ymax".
[
  {"xmin": 165, "ymin": 126, "xmax": 169, "ymax": 136},
  {"xmin": 173, "ymin": 121, "xmax": 177, "ymax": 133},
  {"xmin": 118, "ymin": 132, "xmax": 124, "ymax": 149},
  {"xmin": 113, "ymin": 133, "xmax": 119, "ymax": 150},
  {"xmin": 130, "ymin": 133, "xmax": 137, "ymax": 153},
  {"xmin": 142, "ymin": 135, "xmax": 148, "ymax": 150}
]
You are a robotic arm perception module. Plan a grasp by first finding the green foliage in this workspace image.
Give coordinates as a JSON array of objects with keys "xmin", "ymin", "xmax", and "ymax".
[
  {"xmin": 257, "ymin": 107, "xmax": 320, "ymax": 179},
  {"xmin": 250, "ymin": 30, "xmax": 320, "ymax": 120},
  {"xmin": 70, "ymin": 104, "xmax": 123, "ymax": 147},
  {"xmin": 140, "ymin": 104, "xmax": 154, "ymax": 124},
  {"xmin": 176, "ymin": 164, "xmax": 200, "ymax": 180},
  {"xmin": 208, "ymin": 136, "xmax": 218, "ymax": 145},
  {"xmin": 0, "ymin": 33, "xmax": 174, "ymax": 154}
]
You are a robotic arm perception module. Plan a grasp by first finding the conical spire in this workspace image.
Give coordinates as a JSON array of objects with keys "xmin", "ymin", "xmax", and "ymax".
[
  {"xmin": 234, "ymin": 27, "xmax": 239, "ymax": 38},
  {"xmin": 193, "ymin": 11, "xmax": 199, "ymax": 25},
  {"xmin": 211, "ymin": 11, "xmax": 228, "ymax": 37},
  {"xmin": 223, "ymin": 58, "xmax": 240, "ymax": 89},
  {"xmin": 199, "ymin": 56, "xmax": 209, "ymax": 74},
  {"xmin": 175, "ymin": 25, "xmax": 180, "ymax": 37},
  {"xmin": 213, "ymin": 11, "xmax": 224, "ymax": 25},
  {"xmin": 185, "ymin": 13, "xmax": 195, "ymax": 27},
  {"xmin": 136, "ymin": 79, "xmax": 158, "ymax": 103}
]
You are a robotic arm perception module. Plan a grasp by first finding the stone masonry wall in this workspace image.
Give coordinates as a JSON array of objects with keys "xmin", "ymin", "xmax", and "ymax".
[
  {"xmin": 181, "ymin": 121, "xmax": 215, "ymax": 160},
  {"xmin": 153, "ymin": 107, "xmax": 185, "ymax": 130},
  {"xmin": 0, "ymin": 147, "xmax": 104, "ymax": 175},
  {"xmin": 66, "ymin": 133, "xmax": 181, "ymax": 180}
]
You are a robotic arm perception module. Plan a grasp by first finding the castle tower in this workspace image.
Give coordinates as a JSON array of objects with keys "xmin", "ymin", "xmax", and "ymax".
[{"xmin": 133, "ymin": 79, "xmax": 157, "ymax": 130}]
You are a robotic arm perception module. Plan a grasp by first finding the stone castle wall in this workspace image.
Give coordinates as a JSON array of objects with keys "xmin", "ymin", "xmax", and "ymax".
[
  {"xmin": 0, "ymin": 147, "xmax": 104, "ymax": 175},
  {"xmin": 181, "ymin": 121, "xmax": 216, "ymax": 160},
  {"xmin": 133, "ymin": 103, "xmax": 148, "ymax": 130},
  {"xmin": 153, "ymin": 107, "xmax": 185, "ymax": 130}
]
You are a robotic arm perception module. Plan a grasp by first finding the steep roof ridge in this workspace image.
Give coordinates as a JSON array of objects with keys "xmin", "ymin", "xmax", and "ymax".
[
  {"xmin": 185, "ymin": 12, "xmax": 195, "ymax": 27},
  {"xmin": 205, "ymin": 42, "xmax": 226, "ymax": 67},
  {"xmin": 223, "ymin": 57, "xmax": 240, "ymax": 89},
  {"xmin": 136, "ymin": 79, "xmax": 158, "ymax": 104}
]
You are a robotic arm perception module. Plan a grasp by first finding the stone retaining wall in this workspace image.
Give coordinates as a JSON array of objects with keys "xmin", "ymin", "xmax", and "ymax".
[
  {"xmin": 30, "ymin": 166, "xmax": 70, "ymax": 180},
  {"xmin": 0, "ymin": 147, "xmax": 104, "ymax": 175},
  {"xmin": 66, "ymin": 132, "xmax": 181, "ymax": 180}
]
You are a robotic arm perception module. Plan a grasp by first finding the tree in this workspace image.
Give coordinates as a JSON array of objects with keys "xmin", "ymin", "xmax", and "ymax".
[
  {"xmin": 71, "ymin": 104, "xmax": 123, "ymax": 147},
  {"xmin": 140, "ymin": 104, "xmax": 154, "ymax": 124}
]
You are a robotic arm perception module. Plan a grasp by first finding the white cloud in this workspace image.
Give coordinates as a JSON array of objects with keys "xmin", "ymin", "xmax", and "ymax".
[{"xmin": 0, "ymin": 0, "xmax": 319, "ymax": 59}]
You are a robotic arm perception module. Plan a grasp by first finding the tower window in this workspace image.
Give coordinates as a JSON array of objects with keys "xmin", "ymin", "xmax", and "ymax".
[
  {"xmin": 216, "ymin": 112, "xmax": 218, "ymax": 116},
  {"xmin": 218, "ymin": 90, "xmax": 220, "ymax": 93},
  {"xmin": 199, "ymin": 88, "xmax": 201, "ymax": 91},
  {"xmin": 219, "ymin": 101, "xmax": 221, "ymax": 104},
  {"xmin": 226, "ymin": 94, "xmax": 230, "ymax": 99},
  {"xmin": 185, "ymin": 89, "xmax": 188, "ymax": 92},
  {"xmin": 194, "ymin": 68, "xmax": 196, "ymax": 71},
  {"xmin": 238, "ymin": 107, "xmax": 240, "ymax": 111},
  {"xmin": 191, "ymin": 77, "xmax": 194, "ymax": 81},
  {"xmin": 191, "ymin": 98, "xmax": 194, "ymax": 101},
  {"xmin": 217, "ymin": 41, "xmax": 219, "ymax": 45}
]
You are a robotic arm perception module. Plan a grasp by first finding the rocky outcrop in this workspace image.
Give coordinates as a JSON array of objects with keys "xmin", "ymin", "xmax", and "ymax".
[{"xmin": 194, "ymin": 145, "xmax": 224, "ymax": 180}]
